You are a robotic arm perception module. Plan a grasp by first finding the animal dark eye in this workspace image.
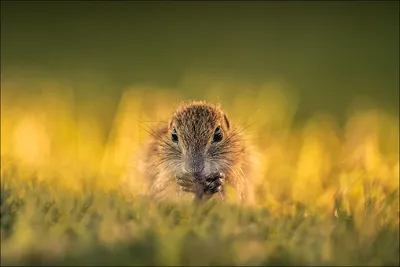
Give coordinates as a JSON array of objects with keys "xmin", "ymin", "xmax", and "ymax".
[
  {"xmin": 213, "ymin": 126, "xmax": 223, "ymax": 143},
  {"xmin": 171, "ymin": 127, "xmax": 178, "ymax": 143}
]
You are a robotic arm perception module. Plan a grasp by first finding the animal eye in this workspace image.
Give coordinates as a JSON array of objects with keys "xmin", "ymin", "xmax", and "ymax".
[
  {"xmin": 171, "ymin": 127, "xmax": 178, "ymax": 143},
  {"xmin": 213, "ymin": 126, "xmax": 223, "ymax": 143}
]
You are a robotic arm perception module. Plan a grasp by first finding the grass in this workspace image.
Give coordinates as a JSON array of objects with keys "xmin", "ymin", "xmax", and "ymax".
[
  {"xmin": 1, "ymin": 174, "xmax": 398, "ymax": 266},
  {"xmin": 0, "ymin": 76, "xmax": 399, "ymax": 266}
]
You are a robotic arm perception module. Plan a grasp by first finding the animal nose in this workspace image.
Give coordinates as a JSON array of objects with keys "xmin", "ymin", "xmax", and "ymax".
[
  {"xmin": 183, "ymin": 163, "xmax": 205, "ymax": 179},
  {"xmin": 184, "ymin": 151, "xmax": 205, "ymax": 178},
  {"xmin": 192, "ymin": 169, "xmax": 205, "ymax": 179}
]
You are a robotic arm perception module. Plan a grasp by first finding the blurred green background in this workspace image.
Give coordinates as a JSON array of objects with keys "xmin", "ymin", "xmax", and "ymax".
[{"xmin": 1, "ymin": 1, "xmax": 398, "ymax": 122}]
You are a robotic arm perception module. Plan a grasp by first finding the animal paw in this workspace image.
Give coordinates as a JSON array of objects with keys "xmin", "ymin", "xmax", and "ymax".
[
  {"xmin": 203, "ymin": 172, "xmax": 225, "ymax": 195},
  {"xmin": 176, "ymin": 174, "xmax": 195, "ymax": 193}
]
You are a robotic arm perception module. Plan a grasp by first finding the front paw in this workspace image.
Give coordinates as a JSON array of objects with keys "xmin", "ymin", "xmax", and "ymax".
[
  {"xmin": 176, "ymin": 175, "xmax": 195, "ymax": 193},
  {"xmin": 203, "ymin": 172, "xmax": 225, "ymax": 195}
]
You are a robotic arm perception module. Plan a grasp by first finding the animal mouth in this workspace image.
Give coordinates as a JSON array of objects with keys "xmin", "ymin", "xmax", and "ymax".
[{"xmin": 192, "ymin": 173, "xmax": 204, "ymax": 182}]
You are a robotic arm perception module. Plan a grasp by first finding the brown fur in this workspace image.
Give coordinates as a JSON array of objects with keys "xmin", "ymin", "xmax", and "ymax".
[{"xmin": 137, "ymin": 100, "xmax": 256, "ymax": 204}]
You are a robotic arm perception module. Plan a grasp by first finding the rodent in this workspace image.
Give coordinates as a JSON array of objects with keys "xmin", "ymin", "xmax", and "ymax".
[{"xmin": 138, "ymin": 100, "xmax": 256, "ymax": 205}]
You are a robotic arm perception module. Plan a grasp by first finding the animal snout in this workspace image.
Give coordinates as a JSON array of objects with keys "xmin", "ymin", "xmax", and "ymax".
[
  {"xmin": 183, "ymin": 159, "xmax": 205, "ymax": 179},
  {"xmin": 192, "ymin": 169, "xmax": 205, "ymax": 179},
  {"xmin": 184, "ymin": 165, "xmax": 205, "ymax": 179}
]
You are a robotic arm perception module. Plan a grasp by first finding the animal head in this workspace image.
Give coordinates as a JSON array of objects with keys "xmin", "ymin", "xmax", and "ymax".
[{"xmin": 154, "ymin": 101, "xmax": 245, "ymax": 179}]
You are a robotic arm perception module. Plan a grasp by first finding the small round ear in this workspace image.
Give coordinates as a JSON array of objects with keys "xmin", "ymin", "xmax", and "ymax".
[{"xmin": 223, "ymin": 114, "xmax": 230, "ymax": 130}]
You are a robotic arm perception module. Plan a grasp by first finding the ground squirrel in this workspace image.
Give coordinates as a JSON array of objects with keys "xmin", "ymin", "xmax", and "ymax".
[{"xmin": 138, "ymin": 100, "xmax": 256, "ymax": 204}]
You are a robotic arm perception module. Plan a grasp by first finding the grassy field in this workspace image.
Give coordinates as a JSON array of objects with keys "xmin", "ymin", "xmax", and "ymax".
[{"xmin": 1, "ymin": 77, "xmax": 399, "ymax": 266}]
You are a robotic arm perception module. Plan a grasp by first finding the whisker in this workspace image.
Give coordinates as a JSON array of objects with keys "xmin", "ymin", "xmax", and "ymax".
[
  {"xmin": 238, "ymin": 167, "xmax": 247, "ymax": 181},
  {"xmin": 224, "ymin": 163, "xmax": 243, "ymax": 184},
  {"xmin": 142, "ymin": 126, "xmax": 181, "ymax": 155}
]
